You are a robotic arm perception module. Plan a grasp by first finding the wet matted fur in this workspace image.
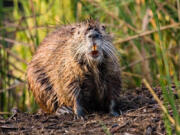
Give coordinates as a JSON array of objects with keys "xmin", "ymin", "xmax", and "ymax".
[{"xmin": 27, "ymin": 20, "xmax": 121, "ymax": 117}]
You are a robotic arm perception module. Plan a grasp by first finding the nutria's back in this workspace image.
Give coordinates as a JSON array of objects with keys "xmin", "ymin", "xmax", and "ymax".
[{"xmin": 27, "ymin": 20, "xmax": 121, "ymax": 117}]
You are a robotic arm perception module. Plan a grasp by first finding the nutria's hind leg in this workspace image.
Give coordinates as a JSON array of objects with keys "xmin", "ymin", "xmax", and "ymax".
[
  {"xmin": 109, "ymin": 99, "xmax": 119, "ymax": 117},
  {"xmin": 55, "ymin": 106, "xmax": 73, "ymax": 115}
]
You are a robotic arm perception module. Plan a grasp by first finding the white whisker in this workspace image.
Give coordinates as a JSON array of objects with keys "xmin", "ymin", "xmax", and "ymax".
[{"xmin": 102, "ymin": 40, "xmax": 119, "ymax": 65}]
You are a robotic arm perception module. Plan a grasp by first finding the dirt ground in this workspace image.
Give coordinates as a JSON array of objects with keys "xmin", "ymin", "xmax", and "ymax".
[{"xmin": 0, "ymin": 88, "xmax": 166, "ymax": 135}]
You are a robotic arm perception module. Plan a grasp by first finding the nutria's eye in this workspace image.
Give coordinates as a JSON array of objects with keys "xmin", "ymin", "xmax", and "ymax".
[{"xmin": 101, "ymin": 25, "xmax": 106, "ymax": 31}]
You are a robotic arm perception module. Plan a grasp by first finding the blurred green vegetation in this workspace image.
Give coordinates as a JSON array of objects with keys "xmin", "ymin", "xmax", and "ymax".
[{"xmin": 0, "ymin": 0, "xmax": 180, "ymax": 133}]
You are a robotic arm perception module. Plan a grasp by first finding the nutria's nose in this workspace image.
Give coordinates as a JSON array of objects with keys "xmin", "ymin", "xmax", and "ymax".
[{"xmin": 88, "ymin": 33, "xmax": 101, "ymax": 39}]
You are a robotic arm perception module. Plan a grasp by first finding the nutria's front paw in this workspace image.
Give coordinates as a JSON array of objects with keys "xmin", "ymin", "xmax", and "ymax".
[
  {"xmin": 110, "ymin": 110, "xmax": 119, "ymax": 117},
  {"xmin": 74, "ymin": 106, "xmax": 85, "ymax": 120},
  {"xmin": 73, "ymin": 98, "xmax": 86, "ymax": 120},
  {"xmin": 109, "ymin": 99, "xmax": 120, "ymax": 117}
]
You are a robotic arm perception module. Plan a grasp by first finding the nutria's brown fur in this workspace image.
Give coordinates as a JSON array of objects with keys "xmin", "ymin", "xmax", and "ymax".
[{"xmin": 27, "ymin": 20, "xmax": 121, "ymax": 117}]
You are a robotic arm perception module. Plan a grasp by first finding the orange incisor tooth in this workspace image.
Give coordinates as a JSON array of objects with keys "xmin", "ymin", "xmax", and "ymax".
[{"xmin": 92, "ymin": 44, "xmax": 97, "ymax": 51}]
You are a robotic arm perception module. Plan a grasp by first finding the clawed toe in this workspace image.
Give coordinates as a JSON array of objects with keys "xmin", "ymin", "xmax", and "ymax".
[{"xmin": 74, "ymin": 115, "xmax": 85, "ymax": 120}]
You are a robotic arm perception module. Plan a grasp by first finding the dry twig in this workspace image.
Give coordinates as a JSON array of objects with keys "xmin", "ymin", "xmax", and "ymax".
[
  {"xmin": 115, "ymin": 23, "xmax": 180, "ymax": 44},
  {"xmin": 0, "ymin": 82, "xmax": 26, "ymax": 93},
  {"xmin": 0, "ymin": 36, "xmax": 31, "ymax": 47},
  {"xmin": 0, "ymin": 112, "xmax": 11, "ymax": 115},
  {"xmin": 0, "ymin": 44, "xmax": 28, "ymax": 64},
  {"xmin": 121, "ymin": 54, "xmax": 156, "ymax": 70}
]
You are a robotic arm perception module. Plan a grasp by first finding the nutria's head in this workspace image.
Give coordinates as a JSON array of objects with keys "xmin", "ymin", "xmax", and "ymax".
[{"xmin": 72, "ymin": 20, "xmax": 118, "ymax": 65}]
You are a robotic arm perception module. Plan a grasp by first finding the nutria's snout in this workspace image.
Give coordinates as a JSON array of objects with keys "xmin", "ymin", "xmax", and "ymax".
[{"xmin": 87, "ymin": 31, "xmax": 103, "ymax": 60}]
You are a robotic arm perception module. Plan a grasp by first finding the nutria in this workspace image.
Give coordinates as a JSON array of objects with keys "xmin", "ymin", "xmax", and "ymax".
[{"xmin": 27, "ymin": 19, "xmax": 121, "ymax": 118}]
